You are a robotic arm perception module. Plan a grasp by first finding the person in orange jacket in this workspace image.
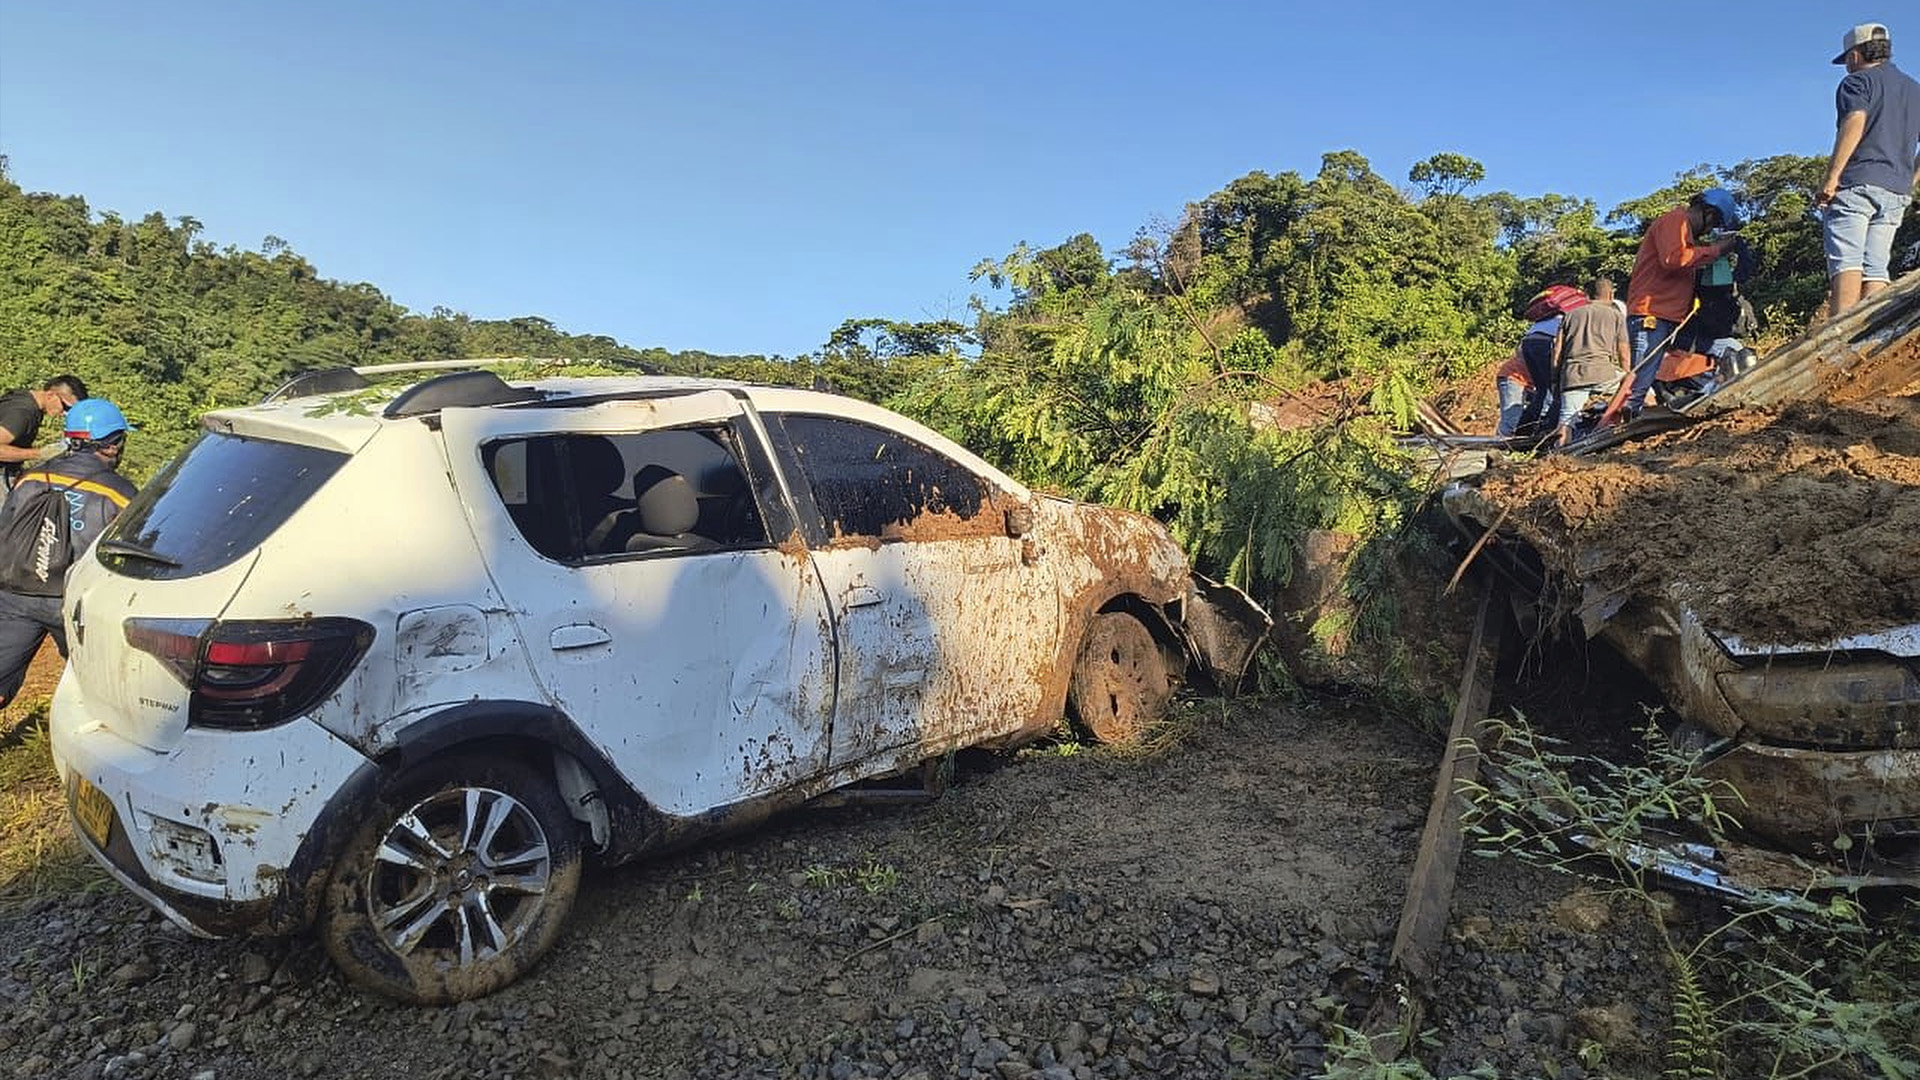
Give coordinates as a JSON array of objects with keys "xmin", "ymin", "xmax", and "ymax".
[
  {"xmin": 1494, "ymin": 347, "xmax": 1531, "ymax": 435},
  {"xmin": 1622, "ymin": 188, "xmax": 1742, "ymax": 416}
]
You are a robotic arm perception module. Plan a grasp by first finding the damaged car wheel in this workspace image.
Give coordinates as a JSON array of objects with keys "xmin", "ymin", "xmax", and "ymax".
[
  {"xmin": 1069, "ymin": 612, "xmax": 1175, "ymax": 745},
  {"xmin": 321, "ymin": 755, "xmax": 583, "ymax": 1004}
]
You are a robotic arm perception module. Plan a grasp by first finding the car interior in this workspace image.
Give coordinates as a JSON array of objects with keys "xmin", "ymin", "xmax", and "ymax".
[{"xmin": 487, "ymin": 429, "xmax": 767, "ymax": 561}]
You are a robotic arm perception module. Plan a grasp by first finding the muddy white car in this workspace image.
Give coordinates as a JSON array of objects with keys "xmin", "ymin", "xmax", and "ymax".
[{"xmin": 50, "ymin": 369, "xmax": 1267, "ymax": 1003}]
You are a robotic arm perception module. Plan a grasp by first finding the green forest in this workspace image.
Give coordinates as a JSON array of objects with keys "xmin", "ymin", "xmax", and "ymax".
[{"xmin": 3, "ymin": 148, "xmax": 1913, "ymax": 685}]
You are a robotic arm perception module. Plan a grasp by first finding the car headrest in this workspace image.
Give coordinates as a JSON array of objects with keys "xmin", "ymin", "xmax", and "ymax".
[
  {"xmin": 572, "ymin": 436, "xmax": 627, "ymax": 495},
  {"xmin": 635, "ymin": 468, "xmax": 699, "ymax": 536}
]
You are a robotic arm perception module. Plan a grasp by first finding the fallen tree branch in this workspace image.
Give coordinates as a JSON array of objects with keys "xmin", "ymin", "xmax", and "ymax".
[{"xmin": 1445, "ymin": 504, "xmax": 1513, "ymax": 595}]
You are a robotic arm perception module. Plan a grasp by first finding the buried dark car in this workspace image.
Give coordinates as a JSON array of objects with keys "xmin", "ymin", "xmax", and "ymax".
[{"xmin": 1442, "ymin": 480, "xmax": 1920, "ymax": 874}]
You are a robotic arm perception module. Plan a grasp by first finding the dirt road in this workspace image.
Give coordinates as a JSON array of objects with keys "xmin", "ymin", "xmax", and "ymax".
[{"xmin": 0, "ymin": 692, "xmax": 1670, "ymax": 1080}]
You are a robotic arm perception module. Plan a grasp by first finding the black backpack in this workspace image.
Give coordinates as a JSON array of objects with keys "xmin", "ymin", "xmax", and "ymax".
[{"xmin": 0, "ymin": 474, "xmax": 76, "ymax": 596}]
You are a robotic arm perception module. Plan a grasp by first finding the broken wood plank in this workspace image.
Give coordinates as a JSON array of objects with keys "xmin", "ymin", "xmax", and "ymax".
[{"xmin": 1365, "ymin": 579, "xmax": 1509, "ymax": 1053}]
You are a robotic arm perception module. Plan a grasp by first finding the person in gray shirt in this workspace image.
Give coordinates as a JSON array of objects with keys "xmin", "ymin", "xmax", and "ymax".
[
  {"xmin": 1818, "ymin": 22, "xmax": 1920, "ymax": 317},
  {"xmin": 1551, "ymin": 277, "xmax": 1630, "ymax": 445}
]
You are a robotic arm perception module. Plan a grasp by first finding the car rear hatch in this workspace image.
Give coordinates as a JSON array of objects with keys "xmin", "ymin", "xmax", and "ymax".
[{"xmin": 63, "ymin": 411, "xmax": 372, "ymax": 754}]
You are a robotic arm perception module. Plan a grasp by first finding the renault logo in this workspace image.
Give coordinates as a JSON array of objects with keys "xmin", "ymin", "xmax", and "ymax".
[{"xmin": 72, "ymin": 599, "xmax": 85, "ymax": 646}]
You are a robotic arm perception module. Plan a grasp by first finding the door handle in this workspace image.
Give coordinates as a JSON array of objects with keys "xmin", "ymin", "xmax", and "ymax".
[
  {"xmin": 843, "ymin": 584, "xmax": 883, "ymax": 610},
  {"xmin": 550, "ymin": 624, "xmax": 612, "ymax": 651}
]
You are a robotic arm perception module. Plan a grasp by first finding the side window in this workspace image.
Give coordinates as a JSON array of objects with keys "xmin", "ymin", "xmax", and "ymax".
[
  {"xmin": 776, "ymin": 414, "xmax": 997, "ymax": 542},
  {"xmin": 482, "ymin": 426, "xmax": 770, "ymax": 561}
]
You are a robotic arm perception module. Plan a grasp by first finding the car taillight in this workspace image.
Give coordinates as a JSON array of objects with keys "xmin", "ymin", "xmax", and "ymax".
[
  {"xmin": 125, "ymin": 617, "xmax": 374, "ymax": 729},
  {"xmin": 123, "ymin": 618, "xmax": 209, "ymax": 686}
]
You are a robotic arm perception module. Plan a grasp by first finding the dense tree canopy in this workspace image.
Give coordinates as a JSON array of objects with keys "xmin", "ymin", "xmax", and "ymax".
[{"xmin": 890, "ymin": 148, "xmax": 1917, "ymax": 692}]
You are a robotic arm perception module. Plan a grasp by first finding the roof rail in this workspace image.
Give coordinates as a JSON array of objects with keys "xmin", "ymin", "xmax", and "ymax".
[
  {"xmin": 384, "ymin": 370, "xmax": 545, "ymax": 418},
  {"xmin": 351, "ymin": 357, "xmax": 580, "ymax": 377},
  {"xmin": 261, "ymin": 357, "xmax": 584, "ymax": 404},
  {"xmin": 262, "ymin": 368, "xmax": 371, "ymax": 403}
]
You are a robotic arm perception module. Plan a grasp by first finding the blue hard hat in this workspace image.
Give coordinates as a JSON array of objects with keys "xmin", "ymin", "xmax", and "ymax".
[
  {"xmin": 64, "ymin": 399, "xmax": 133, "ymax": 442},
  {"xmin": 1697, "ymin": 187, "xmax": 1741, "ymax": 228}
]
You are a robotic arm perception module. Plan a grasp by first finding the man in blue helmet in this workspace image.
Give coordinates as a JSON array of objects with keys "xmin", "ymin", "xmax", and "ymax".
[
  {"xmin": 1817, "ymin": 22, "xmax": 1920, "ymax": 318},
  {"xmin": 0, "ymin": 399, "xmax": 139, "ymax": 710},
  {"xmin": 1618, "ymin": 188, "xmax": 1742, "ymax": 418}
]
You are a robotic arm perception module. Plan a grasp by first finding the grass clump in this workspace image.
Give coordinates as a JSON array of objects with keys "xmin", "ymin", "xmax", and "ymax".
[
  {"xmin": 1462, "ymin": 711, "xmax": 1920, "ymax": 1079},
  {"xmin": 0, "ymin": 707, "xmax": 106, "ymax": 913}
]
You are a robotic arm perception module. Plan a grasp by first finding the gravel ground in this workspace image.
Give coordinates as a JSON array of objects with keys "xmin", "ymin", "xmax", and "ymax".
[{"xmin": 0, "ymin": 696, "xmax": 1671, "ymax": 1080}]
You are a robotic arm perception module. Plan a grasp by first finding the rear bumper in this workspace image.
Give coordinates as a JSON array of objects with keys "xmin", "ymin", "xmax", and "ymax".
[
  {"xmin": 1702, "ymin": 741, "xmax": 1920, "ymax": 856},
  {"xmin": 50, "ymin": 674, "xmax": 375, "ymax": 937},
  {"xmin": 73, "ymin": 804, "xmax": 269, "ymax": 937}
]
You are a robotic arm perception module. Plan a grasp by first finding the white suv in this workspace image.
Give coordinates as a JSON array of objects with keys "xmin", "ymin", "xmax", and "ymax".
[{"xmin": 51, "ymin": 369, "xmax": 1267, "ymax": 1003}]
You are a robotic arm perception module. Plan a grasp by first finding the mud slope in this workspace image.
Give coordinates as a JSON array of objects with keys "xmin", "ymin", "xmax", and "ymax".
[{"xmin": 1475, "ymin": 394, "xmax": 1920, "ymax": 645}]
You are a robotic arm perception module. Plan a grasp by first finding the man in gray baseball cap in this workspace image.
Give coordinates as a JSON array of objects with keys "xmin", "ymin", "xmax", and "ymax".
[{"xmin": 1818, "ymin": 22, "xmax": 1920, "ymax": 318}]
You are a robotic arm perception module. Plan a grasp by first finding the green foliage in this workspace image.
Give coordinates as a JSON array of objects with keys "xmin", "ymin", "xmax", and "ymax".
[
  {"xmin": 1409, "ymin": 153, "xmax": 1487, "ymax": 199},
  {"xmin": 1464, "ymin": 712, "xmax": 1920, "ymax": 1079},
  {"xmin": 1315, "ymin": 1023, "xmax": 1501, "ymax": 1079},
  {"xmin": 1666, "ymin": 949, "xmax": 1722, "ymax": 1079},
  {"xmin": 0, "ymin": 172, "xmax": 865, "ymax": 483}
]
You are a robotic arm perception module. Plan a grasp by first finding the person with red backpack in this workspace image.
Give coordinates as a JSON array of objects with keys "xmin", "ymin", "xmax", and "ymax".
[
  {"xmin": 0, "ymin": 400, "xmax": 138, "ymax": 710},
  {"xmin": 1510, "ymin": 284, "xmax": 1589, "ymax": 439}
]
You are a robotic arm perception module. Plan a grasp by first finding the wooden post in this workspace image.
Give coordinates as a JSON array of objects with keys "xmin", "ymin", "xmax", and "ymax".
[{"xmin": 1366, "ymin": 579, "xmax": 1508, "ymax": 1053}]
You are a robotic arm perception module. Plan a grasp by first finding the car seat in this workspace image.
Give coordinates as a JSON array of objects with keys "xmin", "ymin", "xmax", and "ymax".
[
  {"xmin": 695, "ymin": 461, "xmax": 763, "ymax": 544},
  {"xmin": 574, "ymin": 437, "xmax": 637, "ymax": 555},
  {"xmin": 620, "ymin": 465, "xmax": 716, "ymax": 554}
]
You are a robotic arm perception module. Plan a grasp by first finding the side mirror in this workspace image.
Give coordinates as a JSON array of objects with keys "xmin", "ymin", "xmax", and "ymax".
[{"xmin": 1004, "ymin": 502, "xmax": 1034, "ymax": 539}]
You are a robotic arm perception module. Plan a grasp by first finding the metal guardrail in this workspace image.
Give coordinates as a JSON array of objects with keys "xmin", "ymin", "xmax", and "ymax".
[{"xmin": 1687, "ymin": 268, "xmax": 1920, "ymax": 412}]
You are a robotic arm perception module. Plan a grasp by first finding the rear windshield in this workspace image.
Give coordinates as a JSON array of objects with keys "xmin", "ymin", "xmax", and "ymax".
[{"xmin": 99, "ymin": 431, "xmax": 349, "ymax": 580}]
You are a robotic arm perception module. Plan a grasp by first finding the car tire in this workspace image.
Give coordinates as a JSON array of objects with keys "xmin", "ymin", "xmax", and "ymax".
[
  {"xmin": 1068, "ymin": 612, "xmax": 1174, "ymax": 746},
  {"xmin": 320, "ymin": 754, "xmax": 583, "ymax": 1004}
]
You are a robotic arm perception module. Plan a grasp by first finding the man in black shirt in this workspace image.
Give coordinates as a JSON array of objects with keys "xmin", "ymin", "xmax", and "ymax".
[{"xmin": 0, "ymin": 374, "xmax": 88, "ymax": 491}]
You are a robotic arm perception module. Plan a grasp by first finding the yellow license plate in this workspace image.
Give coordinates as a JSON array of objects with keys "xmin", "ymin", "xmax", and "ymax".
[{"xmin": 72, "ymin": 775, "xmax": 115, "ymax": 848}]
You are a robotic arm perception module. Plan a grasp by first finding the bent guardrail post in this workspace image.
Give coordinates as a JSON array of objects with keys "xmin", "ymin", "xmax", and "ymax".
[{"xmin": 1691, "ymin": 268, "xmax": 1920, "ymax": 412}]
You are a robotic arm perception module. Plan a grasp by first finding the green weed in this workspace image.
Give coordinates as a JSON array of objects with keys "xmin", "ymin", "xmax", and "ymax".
[
  {"xmin": 1463, "ymin": 710, "xmax": 1920, "ymax": 1079},
  {"xmin": 0, "ymin": 715, "xmax": 105, "ymax": 913},
  {"xmin": 802, "ymin": 864, "xmax": 844, "ymax": 890},
  {"xmin": 853, "ymin": 861, "xmax": 898, "ymax": 895}
]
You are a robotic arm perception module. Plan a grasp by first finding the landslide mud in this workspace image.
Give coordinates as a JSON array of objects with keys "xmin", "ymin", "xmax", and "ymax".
[{"xmin": 1474, "ymin": 394, "xmax": 1920, "ymax": 645}]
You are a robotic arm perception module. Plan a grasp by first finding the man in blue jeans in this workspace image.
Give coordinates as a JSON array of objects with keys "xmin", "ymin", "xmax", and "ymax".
[
  {"xmin": 1818, "ymin": 22, "xmax": 1920, "ymax": 318},
  {"xmin": 1620, "ymin": 189, "xmax": 1740, "ymax": 419}
]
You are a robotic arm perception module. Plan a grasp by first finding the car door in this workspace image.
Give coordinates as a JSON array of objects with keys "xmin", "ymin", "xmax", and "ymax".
[
  {"xmin": 438, "ymin": 392, "xmax": 836, "ymax": 816},
  {"xmin": 767, "ymin": 411, "xmax": 1059, "ymax": 767}
]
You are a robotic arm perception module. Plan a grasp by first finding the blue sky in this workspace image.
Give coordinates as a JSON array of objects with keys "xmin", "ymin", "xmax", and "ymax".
[{"xmin": 0, "ymin": 1, "xmax": 1870, "ymax": 356}]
